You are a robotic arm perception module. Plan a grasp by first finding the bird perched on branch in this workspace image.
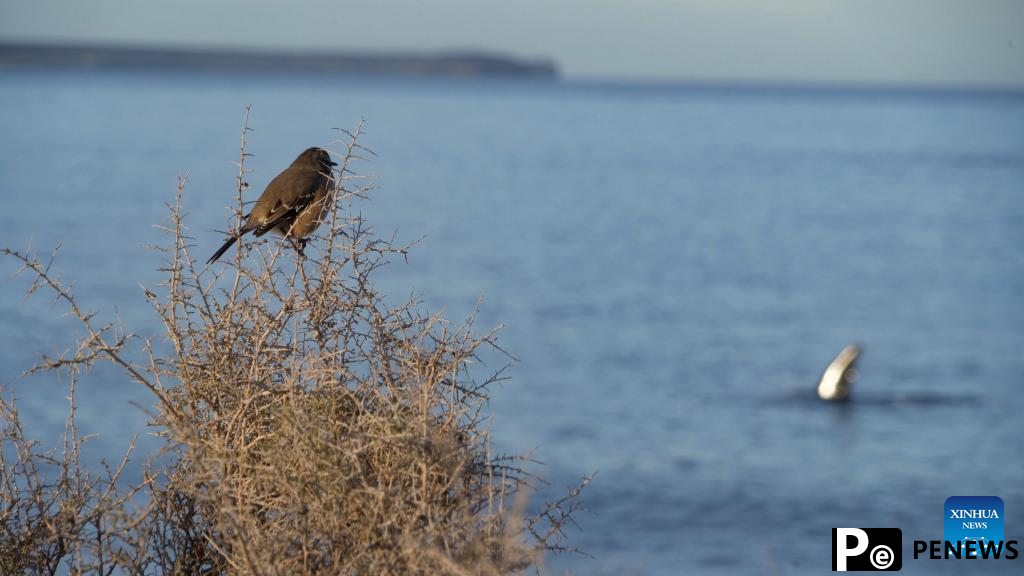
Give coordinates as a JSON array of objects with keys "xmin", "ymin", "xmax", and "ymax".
[{"xmin": 207, "ymin": 147, "xmax": 338, "ymax": 264}]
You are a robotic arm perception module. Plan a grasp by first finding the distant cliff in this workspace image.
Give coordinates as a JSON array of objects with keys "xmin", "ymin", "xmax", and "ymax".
[{"xmin": 0, "ymin": 43, "xmax": 559, "ymax": 79}]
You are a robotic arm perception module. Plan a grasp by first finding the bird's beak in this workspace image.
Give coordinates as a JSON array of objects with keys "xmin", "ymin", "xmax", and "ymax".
[{"xmin": 327, "ymin": 159, "xmax": 338, "ymax": 166}]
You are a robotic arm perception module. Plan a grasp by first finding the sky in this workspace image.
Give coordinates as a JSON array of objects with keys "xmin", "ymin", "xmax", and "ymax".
[{"xmin": 1, "ymin": 0, "xmax": 1022, "ymax": 87}]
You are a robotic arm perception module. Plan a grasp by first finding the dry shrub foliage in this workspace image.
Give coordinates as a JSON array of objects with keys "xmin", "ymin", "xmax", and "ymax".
[{"xmin": 1, "ymin": 113, "xmax": 587, "ymax": 575}]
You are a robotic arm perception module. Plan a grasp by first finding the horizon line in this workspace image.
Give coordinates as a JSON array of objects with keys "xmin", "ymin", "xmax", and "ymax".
[{"xmin": 2, "ymin": 39, "xmax": 1022, "ymax": 94}]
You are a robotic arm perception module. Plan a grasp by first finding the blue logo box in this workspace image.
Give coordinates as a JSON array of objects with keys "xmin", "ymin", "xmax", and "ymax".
[{"xmin": 944, "ymin": 496, "xmax": 1004, "ymax": 557}]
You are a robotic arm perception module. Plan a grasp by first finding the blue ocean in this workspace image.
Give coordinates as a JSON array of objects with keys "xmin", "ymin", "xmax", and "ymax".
[{"xmin": 0, "ymin": 71, "xmax": 1022, "ymax": 574}]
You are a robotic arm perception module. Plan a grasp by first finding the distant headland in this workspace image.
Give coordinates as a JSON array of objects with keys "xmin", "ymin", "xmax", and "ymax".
[{"xmin": 0, "ymin": 42, "xmax": 559, "ymax": 79}]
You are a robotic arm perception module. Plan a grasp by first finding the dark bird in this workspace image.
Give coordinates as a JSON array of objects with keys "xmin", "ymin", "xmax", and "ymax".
[{"xmin": 207, "ymin": 147, "xmax": 337, "ymax": 264}]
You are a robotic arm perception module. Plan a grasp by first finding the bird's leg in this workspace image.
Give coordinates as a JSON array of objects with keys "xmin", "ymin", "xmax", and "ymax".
[
  {"xmin": 295, "ymin": 238, "xmax": 308, "ymax": 258},
  {"xmin": 284, "ymin": 236, "xmax": 304, "ymax": 258}
]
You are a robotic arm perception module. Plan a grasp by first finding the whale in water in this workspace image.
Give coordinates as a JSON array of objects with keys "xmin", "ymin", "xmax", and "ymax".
[{"xmin": 817, "ymin": 344, "xmax": 861, "ymax": 401}]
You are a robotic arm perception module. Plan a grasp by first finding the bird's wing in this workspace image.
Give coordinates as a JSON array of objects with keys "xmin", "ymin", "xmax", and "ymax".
[
  {"xmin": 250, "ymin": 170, "xmax": 323, "ymax": 237},
  {"xmin": 253, "ymin": 206, "xmax": 299, "ymax": 237}
]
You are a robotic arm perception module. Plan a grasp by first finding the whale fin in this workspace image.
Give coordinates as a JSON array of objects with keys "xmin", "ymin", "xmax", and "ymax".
[{"xmin": 817, "ymin": 344, "xmax": 861, "ymax": 401}]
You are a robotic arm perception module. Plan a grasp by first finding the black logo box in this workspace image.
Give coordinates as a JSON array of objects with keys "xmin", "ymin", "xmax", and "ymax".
[{"xmin": 832, "ymin": 528, "xmax": 903, "ymax": 571}]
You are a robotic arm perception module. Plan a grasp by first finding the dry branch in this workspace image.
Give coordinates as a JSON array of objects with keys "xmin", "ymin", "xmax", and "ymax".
[{"xmin": 1, "ymin": 115, "xmax": 587, "ymax": 575}]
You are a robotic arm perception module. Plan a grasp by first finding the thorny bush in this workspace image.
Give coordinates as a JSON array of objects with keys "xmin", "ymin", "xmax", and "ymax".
[{"xmin": 0, "ymin": 113, "xmax": 588, "ymax": 575}]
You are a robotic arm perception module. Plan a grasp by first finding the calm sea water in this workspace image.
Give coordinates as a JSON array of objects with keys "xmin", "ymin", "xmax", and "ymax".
[{"xmin": 1, "ymin": 71, "xmax": 1022, "ymax": 574}]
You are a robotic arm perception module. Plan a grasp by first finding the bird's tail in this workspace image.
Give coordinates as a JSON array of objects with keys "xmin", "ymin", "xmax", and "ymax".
[{"xmin": 207, "ymin": 236, "xmax": 239, "ymax": 265}]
